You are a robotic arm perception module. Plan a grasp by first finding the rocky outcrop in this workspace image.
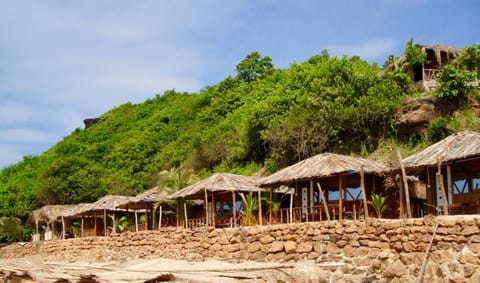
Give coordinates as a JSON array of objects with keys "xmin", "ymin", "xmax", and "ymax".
[
  {"xmin": 397, "ymin": 96, "xmax": 439, "ymax": 136},
  {"xmin": 83, "ymin": 117, "xmax": 100, "ymax": 128}
]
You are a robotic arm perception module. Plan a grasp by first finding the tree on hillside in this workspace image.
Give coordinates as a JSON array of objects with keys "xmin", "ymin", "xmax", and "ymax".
[{"xmin": 236, "ymin": 51, "xmax": 274, "ymax": 83}]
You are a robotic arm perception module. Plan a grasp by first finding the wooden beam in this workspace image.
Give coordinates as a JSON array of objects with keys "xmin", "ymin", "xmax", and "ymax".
[
  {"xmin": 437, "ymin": 158, "xmax": 449, "ymax": 215},
  {"xmin": 158, "ymin": 205, "xmax": 162, "ymax": 229},
  {"xmin": 317, "ymin": 182, "xmax": 330, "ymax": 221},
  {"xmin": 398, "ymin": 150, "xmax": 412, "ymax": 218}
]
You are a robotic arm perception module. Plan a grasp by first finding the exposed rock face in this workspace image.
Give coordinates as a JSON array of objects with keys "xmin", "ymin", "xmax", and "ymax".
[
  {"xmin": 397, "ymin": 96, "xmax": 439, "ymax": 136},
  {"xmin": 83, "ymin": 117, "xmax": 100, "ymax": 128},
  {"xmin": 4, "ymin": 215, "xmax": 480, "ymax": 282}
]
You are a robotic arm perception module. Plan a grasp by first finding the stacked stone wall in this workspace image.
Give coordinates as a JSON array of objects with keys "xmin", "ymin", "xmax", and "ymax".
[{"xmin": 4, "ymin": 215, "xmax": 480, "ymax": 281}]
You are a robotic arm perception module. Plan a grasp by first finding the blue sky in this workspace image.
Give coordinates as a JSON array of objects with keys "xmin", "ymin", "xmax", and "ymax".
[{"xmin": 0, "ymin": 0, "xmax": 479, "ymax": 169}]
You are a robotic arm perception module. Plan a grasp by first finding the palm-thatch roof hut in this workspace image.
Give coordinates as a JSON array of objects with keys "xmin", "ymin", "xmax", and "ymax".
[
  {"xmin": 79, "ymin": 195, "xmax": 135, "ymax": 237},
  {"xmin": 117, "ymin": 187, "xmax": 173, "ymax": 230},
  {"xmin": 169, "ymin": 173, "xmax": 263, "ymax": 228},
  {"xmin": 402, "ymin": 130, "xmax": 480, "ymax": 216},
  {"xmin": 259, "ymin": 153, "xmax": 391, "ymax": 221},
  {"xmin": 29, "ymin": 205, "xmax": 77, "ymax": 239}
]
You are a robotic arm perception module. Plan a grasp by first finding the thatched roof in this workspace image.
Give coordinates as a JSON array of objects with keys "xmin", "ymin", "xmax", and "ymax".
[
  {"xmin": 86, "ymin": 195, "xmax": 135, "ymax": 213},
  {"xmin": 117, "ymin": 187, "xmax": 170, "ymax": 210},
  {"xmin": 61, "ymin": 203, "xmax": 92, "ymax": 218},
  {"xmin": 29, "ymin": 205, "xmax": 77, "ymax": 223},
  {"xmin": 259, "ymin": 153, "xmax": 390, "ymax": 187},
  {"xmin": 403, "ymin": 130, "xmax": 480, "ymax": 168},
  {"xmin": 169, "ymin": 173, "xmax": 262, "ymax": 200}
]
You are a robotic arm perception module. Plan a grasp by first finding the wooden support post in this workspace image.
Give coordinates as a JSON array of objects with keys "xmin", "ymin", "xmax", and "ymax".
[
  {"xmin": 62, "ymin": 216, "xmax": 65, "ymax": 240},
  {"xmin": 232, "ymin": 191, "xmax": 237, "ymax": 227},
  {"xmin": 339, "ymin": 175, "xmax": 344, "ymax": 220},
  {"xmin": 81, "ymin": 217, "xmax": 84, "ymax": 238},
  {"xmin": 204, "ymin": 188, "xmax": 209, "ymax": 226},
  {"xmin": 437, "ymin": 158, "xmax": 449, "ymax": 215},
  {"xmin": 211, "ymin": 193, "xmax": 216, "ymax": 228},
  {"xmin": 184, "ymin": 202, "xmax": 188, "ymax": 228},
  {"xmin": 446, "ymin": 165, "xmax": 453, "ymax": 208},
  {"xmin": 289, "ymin": 189, "xmax": 294, "ymax": 223},
  {"xmin": 176, "ymin": 199, "xmax": 179, "ymax": 227},
  {"xmin": 258, "ymin": 191, "xmax": 263, "ymax": 226},
  {"xmin": 317, "ymin": 182, "xmax": 330, "ymax": 221},
  {"xmin": 94, "ymin": 214, "xmax": 97, "ymax": 236},
  {"xmin": 103, "ymin": 209, "xmax": 107, "ymax": 236},
  {"xmin": 158, "ymin": 206, "xmax": 162, "ymax": 229},
  {"xmin": 360, "ymin": 165, "xmax": 369, "ymax": 220},
  {"xmin": 135, "ymin": 211, "xmax": 138, "ymax": 232},
  {"xmin": 269, "ymin": 188, "xmax": 273, "ymax": 224},
  {"xmin": 398, "ymin": 150, "xmax": 412, "ymax": 218}
]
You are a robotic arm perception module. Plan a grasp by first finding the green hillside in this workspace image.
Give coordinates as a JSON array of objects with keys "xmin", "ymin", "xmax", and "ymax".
[{"xmin": 1, "ymin": 41, "xmax": 479, "ymax": 226}]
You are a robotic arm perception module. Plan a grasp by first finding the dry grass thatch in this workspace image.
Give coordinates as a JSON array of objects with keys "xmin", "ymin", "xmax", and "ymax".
[
  {"xmin": 29, "ymin": 205, "xmax": 77, "ymax": 223},
  {"xmin": 403, "ymin": 130, "xmax": 480, "ymax": 168},
  {"xmin": 259, "ymin": 153, "xmax": 390, "ymax": 187},
  {"xmin": 85, "ymin": 195, "xmax": 135, "ymax": 213},
  {"xmin": 169, "ymin": 173, "xmax": 262, "ymax": 200},
  {"xmin": 117, "ymin": 187, "xmax": 170, "ymax": 210}
]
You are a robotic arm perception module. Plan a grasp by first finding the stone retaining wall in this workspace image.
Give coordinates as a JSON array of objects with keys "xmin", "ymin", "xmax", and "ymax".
[{"xmin": 5, "ymin": 215, "xmax": 480, "ymax": 281}]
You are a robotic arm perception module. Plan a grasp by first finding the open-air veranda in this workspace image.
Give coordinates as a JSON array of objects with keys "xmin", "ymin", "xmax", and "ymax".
[{"xmin": 29, "ymin": 130, "xmax": 480, "ymax": 241}]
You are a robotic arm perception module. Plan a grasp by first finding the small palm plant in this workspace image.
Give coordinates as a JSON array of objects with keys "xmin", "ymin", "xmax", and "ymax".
[
  {"xmin": 108, "ymin": 215, "xmax": 130, "ymax": 233},
  {"xmin": 239, "ymin": 192, "xmax": 259, "ymax": 226},
  {"xmin": 263, "ymin": 191, "xmax": 285, "ymax": 223},
  {"xmin": 368, "ymin": 193, "xmax": 388, "ymax": 218}
]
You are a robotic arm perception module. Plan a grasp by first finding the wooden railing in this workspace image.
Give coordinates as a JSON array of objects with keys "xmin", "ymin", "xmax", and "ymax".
[{"xmin": 179, "ymin": 217, "xmax": 207, "ymax": 229}]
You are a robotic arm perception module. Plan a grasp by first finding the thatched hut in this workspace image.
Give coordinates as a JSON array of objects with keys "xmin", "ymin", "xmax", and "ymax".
[
  {"xmin": 74, "ymin": 195, "xmax": 134, "ymax": 237},
  {"xmin": 259, "ymin": 153, "xmax": 392, "ymax": 221},
  {"xmin": 384, "ymin": 44, "xmax": 463, "ymax": 91},
  {"xmin": 29, "ymin": 204, "xmax": 77, "ymax": 240},
  {"xmin": 169, "ymin": 173, "xmax": 263, "ymax": 228},
  {"xmin": 402, "ymin": 130, "xmax": 480, "ymax": 215},
  {"xmin": 117, "ymin": 187, "xmax": 174, "ymax": 231}
]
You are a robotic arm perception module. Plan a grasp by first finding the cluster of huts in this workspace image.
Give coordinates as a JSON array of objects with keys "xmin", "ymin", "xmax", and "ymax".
[{"xmin": 29, "ymin": 130, "xmax": 480, "ymax": 241}]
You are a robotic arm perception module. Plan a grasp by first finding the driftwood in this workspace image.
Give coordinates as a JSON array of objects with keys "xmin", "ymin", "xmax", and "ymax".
[{"xmin": 417, "ymin": 221, "xmax": 439, "ymax": 283}]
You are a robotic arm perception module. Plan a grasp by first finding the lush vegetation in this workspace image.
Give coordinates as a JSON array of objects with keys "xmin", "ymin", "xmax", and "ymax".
[{"xmin": 0, "ymin": 41, "xmax": 479, "ymax": 242}]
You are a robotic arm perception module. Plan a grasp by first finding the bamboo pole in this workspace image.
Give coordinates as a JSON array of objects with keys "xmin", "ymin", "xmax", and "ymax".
[
  {"xmin": 360, "ymin": 165, "xmax": 369, "ymax": 220},
  {"xmin": 317, "ymin": 182, "xmax": 330, "ymax": 221},
  {"xmin": 176, "ymin": 199, "xmax": 179, "ymax": 227},
  {"xmin": 446, "ymin": 165, "xmax": 453, "ymax": 209},
  {"xmin": 397, "ymin": 150, "xmax": 412, "ymax": 218}
]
